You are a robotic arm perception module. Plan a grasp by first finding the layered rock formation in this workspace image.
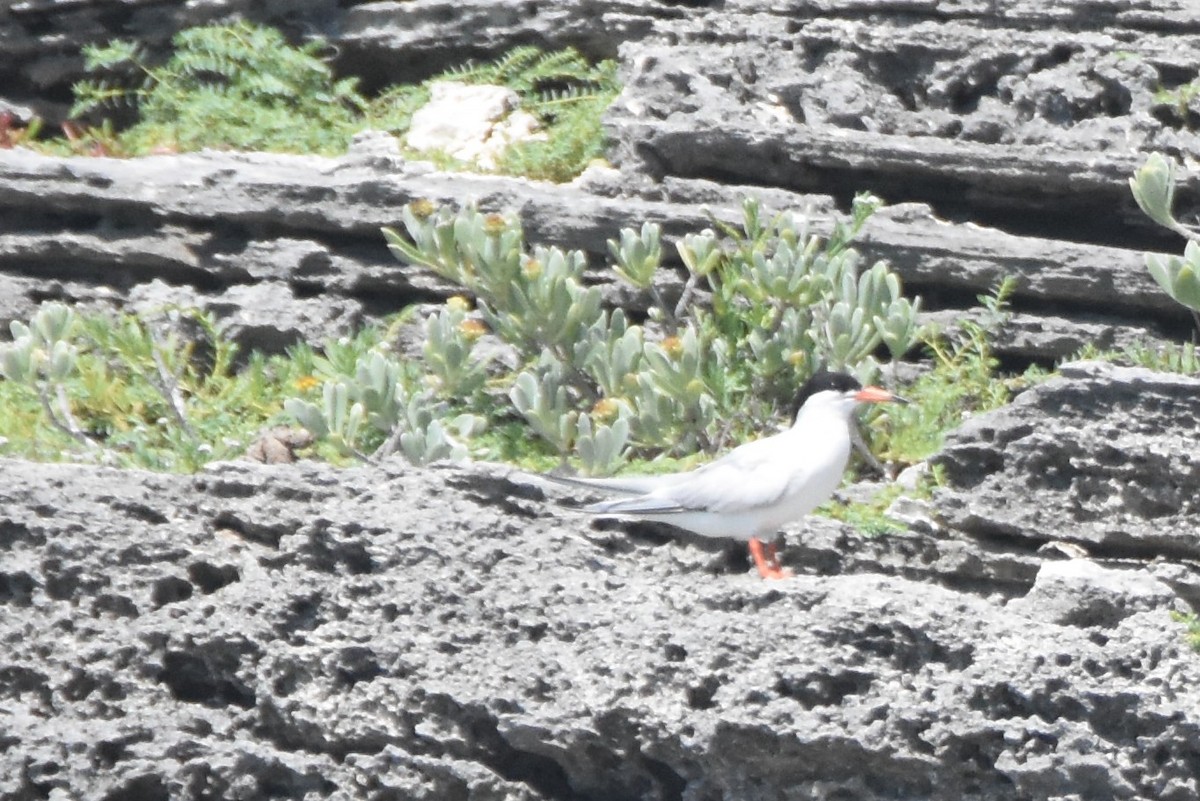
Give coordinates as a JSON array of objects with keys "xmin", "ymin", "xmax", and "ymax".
[
  {"xmin": 1, "ymin": 1, "xmax": 1200, "ymax": 799},
  {"xmin": 2, "ymin": 0, "xmax": 1200, "ymax": 359},
  {"xmin": 3, "ymin": 365, "xmax": 1199, "ymax": 801}
]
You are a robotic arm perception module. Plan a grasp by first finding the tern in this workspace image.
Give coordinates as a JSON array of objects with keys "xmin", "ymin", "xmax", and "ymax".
[{"xmin": 545, "ymin": 371, "xmax": 906, "ymax": 579}]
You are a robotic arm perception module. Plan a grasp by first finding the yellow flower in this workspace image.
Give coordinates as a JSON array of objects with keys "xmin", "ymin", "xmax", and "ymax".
[
  {"xmin": 447, "ymin": 295, "xmax": 471, "ymax": 312},
  {"xmin": 591, "ymin": 397, "xmax": 620, "ymax": 421},
  {"xmin": 787, "ymin": 351, "xmax": 807, "ymax": 366},
  {"xmin": 523, "ymin": 258, "xmax": 542, "ymax": 280},
  {"xmin": 483, "ymin": 213, "xmax": 508, "ymax": 236},
  {"xmin": 661, "ymin": 336, "xmax": 683, "ymax": 359},
  {"xmin": 458, "ymin": 318, "xmax": 487, "ymax": 341},
  {"xmin": 294, "ymin": 375, "xmax": 320, "ymax": 392},
  {"xmin": 408, "ymin": 198, "xmax": 436, "ymax": 219}
]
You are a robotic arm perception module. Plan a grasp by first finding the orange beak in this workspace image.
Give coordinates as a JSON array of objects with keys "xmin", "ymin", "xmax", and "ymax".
[{"xmin": 855, "ymin": 385, "xmax": 908, "ymax": 404}]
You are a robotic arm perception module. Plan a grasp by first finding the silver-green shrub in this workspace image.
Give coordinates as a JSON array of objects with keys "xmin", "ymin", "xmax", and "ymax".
[
  {"xmin": 283, "ymin": 342, "xmax": 484, "ymax": 465},
  {"xmin": 355, "ymin": 193, "xmax": 922, "ymax": 473},
  {"xmin": 1130, "ymin": 154, "xmax": 1200, "ymax": 327},
  {"xmin": 0, "ymin": 303, "xmax": 101, "ymax": 453}
]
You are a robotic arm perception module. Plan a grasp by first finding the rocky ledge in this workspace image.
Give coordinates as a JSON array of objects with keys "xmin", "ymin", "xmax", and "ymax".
[
  {"xmin": 2, "ymin": 363, "xmax": 1199, "ymax": 801},
  {"xmin": 3, "ymin": 1, "xmax": 1200, "ymax": 799}
]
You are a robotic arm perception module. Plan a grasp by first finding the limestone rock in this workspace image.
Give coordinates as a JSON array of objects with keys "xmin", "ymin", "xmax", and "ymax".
[
  {"xmin": 1, "ymin": 456, "xmax": 1199, "ymax": 800},
  {"xmin": 128, "ymin": 279, "xmax": 364, "ymax": 354},
  {"xmin": 2, "ymin": 4, "xmax": 1200, "ymax": 797},
  {"xmin": 1008, "ymin": 559, "xmax": 1181, "ymax": 628},
  {"xmin": 406, "ymin": 82, "xmax": 545, "ymax": 170},
  {"xmin": 0, "ymin": 147, "xmax": 1191, "ymax": 366},
  {"xmin": 933, "ymin": 361, "xmax": 1200, "ymax": 560}
]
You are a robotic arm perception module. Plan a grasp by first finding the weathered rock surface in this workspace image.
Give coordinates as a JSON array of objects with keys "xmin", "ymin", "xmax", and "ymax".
[
  {"xmin": 3, "ymin": 3, "xmax": 1200, "ymax": 799},
  {"xmin": 2, "ymin": 415, "xmax": 1199, "ymax": 800},
  {"xmin": 2, "ymin": 1, "xmax": 1200, "ymax": 361},
  {"xmin": 933, "ymin": 361, "xmax": 1200, "ymax": 604},
  {"xmin": 0, "ymin": 146, "xmax": 1192, "ymax": 359}
]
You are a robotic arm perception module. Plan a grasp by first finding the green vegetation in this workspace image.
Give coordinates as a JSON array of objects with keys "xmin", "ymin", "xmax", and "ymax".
[
  {"xmin": 5, "ymin": 22, "xmax": 618, "ymax": 181},
  {"xmin": 0, "ymin": 303, "xmax": 319, "ymax": 470},
  {"xmin": 873, "ymin": 276, "xmax": 1039, "ymax": 462},
  {"xmin": 307, "ymin": 195, "xmax": 922, "ymax": 475},
  {"xmin": 1130, "ymin": 153, "xmax": 1200, "ymax": 332},
  {"xmin": 69, "ymin": 21, "xmax": 365, "ymax": 155},
  {"xmin": 1152, "ymin": 79, "xmax": 1200, "ymax": 130},
  {"xmin": 0, "ymin": 196, "xmax": 1036, "ymax": 505},
  {"xmin": 0, "ymin": 199, "xmax": 1050, "ymax": 544},
  {"xmin": 819, "ymin": 483, "xmax": 910, "ymax": 537},
  {"xmin": 1172, "ymin": 611, "xmax": 1200, "ymax": 652},
  {"xmin": 1074, "ymin": 340, "xmax": 1200, "ymax": 375},
  {"xmin": 370, "ymin": 46, "xmax": 618, "ymax": 182}
]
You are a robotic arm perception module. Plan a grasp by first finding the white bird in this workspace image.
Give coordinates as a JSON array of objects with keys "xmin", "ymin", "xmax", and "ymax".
[{"xmin": 545, "ymin": 371, "xmax": 906, "ymax": 579}]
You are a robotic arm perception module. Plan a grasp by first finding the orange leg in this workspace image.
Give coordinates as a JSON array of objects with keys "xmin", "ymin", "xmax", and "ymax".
[{"xmin": 748, "ymin": 537, "xmax": 792, "ymax": 580}]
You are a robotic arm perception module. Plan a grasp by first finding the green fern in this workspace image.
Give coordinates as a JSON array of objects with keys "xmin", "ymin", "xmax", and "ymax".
[
  {"xmin": 71, "ymin": 21, "xmax": 368, "ymax": 155},
  {"xmin": 444, "ymin": 46, "xmax": 617, "ymax": 114},
  {"xmin": 67, "ymin": 23, "xmax": 616, "ymax": 180},
  {"xmin": 371, "ymin": 45, "xmax": 618, "ymax": 181},
  {"xmin": 499, "ymin": 97, "xmax": 610, "ymax": 181}
]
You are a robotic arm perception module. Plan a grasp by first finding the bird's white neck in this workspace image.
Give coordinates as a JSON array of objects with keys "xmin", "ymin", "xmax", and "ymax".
[{"xmin": 790, "ymin": 397, "xmax": 856, "ymax": 434}]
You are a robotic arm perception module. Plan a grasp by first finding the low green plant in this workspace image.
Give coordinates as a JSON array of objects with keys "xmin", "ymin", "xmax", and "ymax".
[
  {"xmin": 66, "ymin": 24, "xmax": 613, "ymax": 177},
  {"xmin": 0, "ymin": 303, "xmax": 97, "ymax": 453},
  {"xmin": 369, "ymin": 45, "xmax": 618, "ymax": 182},
  {"xmin": 0, "ymin": 111, "xmax": 44, "ymax": 149},
  {"xmin": 875, "ymin": 277, "xmax": 1024, "ymax": 462},
  {"xmin": 70, "ymin": 21, "xmax": 368, "ymax": 155},
  {"xmin": 0, "ymin": 302, "xmax": 315, "ymax": 470},
  {"xmin": 1152, "ymin": 80, "xmax": 1200, "ymax": 129},
  {"xmin": 308, "ymin": 194, "xmax": 923, "ymax": 474},
  {"xmin": 1171, "ymin": 611, "xmax": 1200, "ymax": 652},
  {"xmin": 1129, "ymin": 153, "xmax": 1200, "ymax": 332},
  {"xmin": 282, "ymin": 341, "xmax": 486, "ymax": 465},
  {"xmin": 55, "ymin": 24, "xmax": 616, "ymax": 181},
  {"xmin": 1074, "ymin": 339, "xmax": 1200, "ymax": 375},
  {"xmin": 819, "ymin": 483, "xmax": 909, "ymax": 537}
]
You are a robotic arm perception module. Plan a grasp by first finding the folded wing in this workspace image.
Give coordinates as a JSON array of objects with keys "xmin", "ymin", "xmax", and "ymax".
[{"xmin": 586, "ymin": 436, "xmax": 796, "ymax": 516}]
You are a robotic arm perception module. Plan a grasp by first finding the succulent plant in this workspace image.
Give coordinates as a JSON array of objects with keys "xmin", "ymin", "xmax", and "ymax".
[
  {"xmin": 285, "ymin": 344, "xmax": 482, "ymax": 464},
  {"xmin": 422, "ymin": 301, "xmax": 491, "ymax": 398},
  {"xmin": 674, "ymin": 196, "xmax": 921, "ymax": 413},
  {"xmin": 1147, "ymin": 242, "xmax": 1200, "ymax": 313},
  {"xmin": 392, "ymin": 392, "xmax": 484, "ymax": 465},
  {"xmin": 1130, "ymin": 153, "xmax": 1200, "ymax": 329},
  {"xmin": 0, "ymin": 303, "xmax": 99, "ymax": 451},
  {"xmin": 284, "ymin": 381, "xmax": 365, "ymax": 457},
  {"xmin": 608, "ymin": 221, "xmax": 662, "ymax": 289},
  {"xmin": 509, "ymin": 359, "xmax": 577, "ymax": 456},
  {"xmin": 574, "ymin": 309, "xmax": 643, "ymax": 399},
  {"xmin": 574, "ymin": 404, "xmax": 631, "ymax": 476},
  {"xmin": 1130, "ymin": 153, "xmax": 1178, "ymax": 233},
  {"xmin": 386, "ymin": 206, "xmax": 603, "ymax": 361},
  {"xmin": 378, "ymin": 193, "xmax": 921, "ymax": 472}
]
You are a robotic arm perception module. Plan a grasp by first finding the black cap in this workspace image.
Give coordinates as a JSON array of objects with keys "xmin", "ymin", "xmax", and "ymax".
[{"xmin": 789, "ymin": 370, "xmax": 862, "ymax": 419}]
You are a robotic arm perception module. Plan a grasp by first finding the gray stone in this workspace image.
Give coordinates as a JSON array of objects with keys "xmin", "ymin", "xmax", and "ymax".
[
  {"xmin": 1, "ymin": 455, "xmax": 1199, "ymax": 800},
  {"xmin": 2, "ymin": 4, "xmax": 1200, "ymax": 797},
  {"xmin": 1008, "ymin": 559, "xmax": 1180, "ymax": 628},
  {"xmin": 128, "ymin": 279, "xmax": 364, "ymax": 354},
  {"xmin": 922, "ymin": 309, "xmax": 1171, "ymax": 364},
  {"xmin": 604, "ymin": 6, "xmax": 1200, "ymax": 238},
  {"xmin": 0, "ymin": 147, "xmax": 1190, "ymax": 366},
  {"xmin": 933, "ymin": 361, "xmax": 1200, "ymax": 559}
]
